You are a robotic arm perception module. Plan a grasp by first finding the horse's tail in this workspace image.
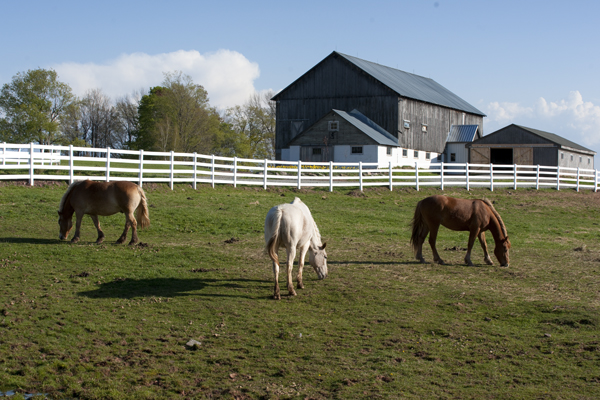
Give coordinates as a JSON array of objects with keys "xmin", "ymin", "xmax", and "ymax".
[
  {"xmin": 265, "ymin": 208, "xmax": 282, "ymax": 264},
  {"xmin": 410, "ymin": 200, "xmax": 427, "ymax": 256},
  {"xmin": 136, "ymin": 186, "xmax": 150, "ymax": 230}
]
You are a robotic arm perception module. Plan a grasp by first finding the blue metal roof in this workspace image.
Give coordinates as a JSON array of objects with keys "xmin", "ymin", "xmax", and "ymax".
[
  {"xmin": 446, "ymin": 125, "xmax": 480, "ymax": 143},
  {"xmin": 333, "ymin": 109, "xmax": 399, "ymax": 146},
  {"xmin": 337, "ymin": 52, "xmax": 485, "ymax": 116}
]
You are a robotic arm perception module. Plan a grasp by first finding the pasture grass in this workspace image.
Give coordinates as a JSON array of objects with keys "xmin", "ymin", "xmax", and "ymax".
[{"xmin": 1, "ymin": 181, "xmax": 600, "ymax": 399}]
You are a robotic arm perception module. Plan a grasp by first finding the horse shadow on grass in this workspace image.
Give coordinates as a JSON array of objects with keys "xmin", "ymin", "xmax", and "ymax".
[
  {"xmin": 0, "ymin": 237, "xmax": 59, "ymax": 245},
  {"xmin": 78, "ymin": 277, "xmax": 267, "ymax": 300}
]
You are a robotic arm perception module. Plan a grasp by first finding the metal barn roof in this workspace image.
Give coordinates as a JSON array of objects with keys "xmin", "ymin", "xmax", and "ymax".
[
  {"xmin": 515, "ymin": 125, "xmax": 595, "ymax": 154},
  {"xmin": 446, "ymin": 125, "xmax": 480, "ymax": 143},
  {"xmin": 333, "ymin": 109, "xmax": 399, "ymax": 146},
  {"xmin": 336, "ymin": 52, "xmax": 486, "ymax": 116}
]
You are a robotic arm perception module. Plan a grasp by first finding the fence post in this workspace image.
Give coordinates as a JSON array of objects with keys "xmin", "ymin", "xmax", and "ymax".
[
  {"xmin": 29, "ymin": 142, "xmax": 34, "ymax": 186},
  {"xmin": 596, "ymin": 169, "xmax": 598, "ymax": 193},
  {"xmin": 297, "ymin": 160, "xmax": 302, "ymax": 189},
  {"xmin": 138, "ymin": 149, "xmax": 144, "ymax": 187},
  {"xmin": 330, "ymin": 161, "xmax": 334, "ymax": 192},
  {"xmin": 263, "ymin": 159, "xmax": 268, "ymax": 190},
  {"xmin": 513, "ymin": 164, "xmax": 517, "ymax": 190},
  {"xmin": 1, "ymin": 142, "xmax": 5, "ymax": 166},
  {"xmin": 170, "ymin": 151, "xmax": 174, "ymax": 190},
  {"xmin": 359, "ymin": 161, "xmax": 363, "ymax": 191},
  {"xmin": 105, "ymin": 147, "xmax": 111, "ymax": 182},
  {"xmin": 415, "ymin": 162, "xmax": 419, "ymax": 191},
  {"xmin": 489, "ymin": 163, "xmax": 494, "ymax": 191},
  {"xmin": 69, "ymin": 145, "xmax": 74, "ymax": 184},
  {"xmin": 19, "ymin": 147, "xmax": 22, "ymax": 166},
  {"xmin": 535, "ymin": 165, "xmax": 540, "ymax": 190},
  {"xmin": 211, "ymin": 155, "xmax": 215, "ymax": 188},
  {"xmin": 388, "ymin": 161, "xmax": 393, "ymax": 191},
  {"xmin": 466, "ymin": 162, "xmax": 470, "ymax": 191},
  {"xmin": 440, "ymin": 162, "xmax": 444, "ymax": 190},
  {"xmin": 576, "ymin": 167, "xmax": 580, "ymax": 192},
  {"xmin": 193, "ymin": 152, "xmax": 197, "ymax": 190},
  {"xmin": 556, "ymin": 166, "xmax": 560, "ymax": 191},
  {"xmin": 233, "ymin": 156, "xmax": 238, "ymax": 188}
]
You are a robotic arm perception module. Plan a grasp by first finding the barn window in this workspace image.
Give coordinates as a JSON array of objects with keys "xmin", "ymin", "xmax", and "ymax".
[
  {"xmin": 352, "ymin": 146, "xmax": 363, "ymax": 154},
  {"xmin": 451, "ymin": 153, "xmax": 456, "ymax": 162},
  {"xmin": 402, "ymin": 149, "xmax": 408, "ymax": 157},
  {"xmin": 312, "ymin": 148, "xmax": 322, "ymax": 155},
  {"xmin": 403, "ymin": 120, "xmax": 410, "ymax": 129},
  {"xmin": 328, "ymin": 121, "xmax": 339, "ymax": 131},
  {"xmin": 580, "ymin": 156, "xmax": 582, "ymax": 163},
  {"xmin": 589, "ymin": 158, "xmax": 591, "ymax": 165},
  {"xmin": 386, "ymin": 147, "xmax": 392, "ymax": 156},
  {"xmin": 571, "ymin": 155, "xmax": 573, "ymax": 161},
  {"xmin": 561, "ymin": 152, "xmax": 564, "ymax": 160},
  {"xmin": 414, "ymin": 150, "xmax": 419, "ymax": 158},
  {"xmin": 426, "ymin": 152, "xmax": 431, "ymax": 160},
  {"xmin": 422, "ymin": 124, "xmax": 427, "ymax": 133}
]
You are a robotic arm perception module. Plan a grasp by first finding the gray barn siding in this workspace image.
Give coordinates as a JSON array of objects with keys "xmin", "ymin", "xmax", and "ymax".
[
  {"xmin": 275, "ymin": 56, "xmax": 399, "ymax": 157},
  {"xmin": 533, "ymin": 147, "xmax": 559, "ymax": 166},
  {"xmin": 474, "ymin": 126, "xmax": 553, "ymax": 146},
  {"xmin": 398, "ymin": 99, "xmax": 483, "ymax": 153},
  {"xmin": 289, "ymin": 115, "xmax": 379, "ymax": 147}
]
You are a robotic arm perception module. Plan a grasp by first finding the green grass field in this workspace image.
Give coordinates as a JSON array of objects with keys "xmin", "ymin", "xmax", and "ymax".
[{"xmin": 1, "ymin": 181, "xmax": 599, "ymax": 399}]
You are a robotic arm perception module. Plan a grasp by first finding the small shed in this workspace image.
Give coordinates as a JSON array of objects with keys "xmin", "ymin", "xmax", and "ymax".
[
  {"xmin": 444, "ymin": 125, "xmax": 481, "ymax": 163},
  {"xmin": 467, "ymin": 124, "xmax": 596, "ymax": 168}
]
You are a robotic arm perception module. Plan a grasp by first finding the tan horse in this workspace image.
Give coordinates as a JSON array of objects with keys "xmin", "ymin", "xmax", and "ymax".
[
  {"xmin": 264, "ymin": 197, "xmax": 327, "ymax": 300},
  {"xmin": 58, "ymin": 180, "xmax": 150, "ymax": 245},
  {"xmin": 410, "ymin": 195, "xmax": 510, "ymax": 267}
]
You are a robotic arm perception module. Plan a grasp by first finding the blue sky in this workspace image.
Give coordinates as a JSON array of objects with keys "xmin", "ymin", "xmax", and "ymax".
[{"xmin": 2, "ymin": 0, "xmax": 600, "ymax": 154}]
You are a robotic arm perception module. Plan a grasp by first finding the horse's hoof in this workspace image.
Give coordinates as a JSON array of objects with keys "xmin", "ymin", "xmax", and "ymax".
[
  {"xmin": 437, "ymin": 260, "xmax": 445, "ymax": 265},
  {"xmin": 116, "ymin": 239, "xmax": 125, "ymax": 244},
  {"xmin": 289, "ymin": 290, "xmax": 297, "ymax": 297},
  {"xmin": 297, "ymin": 283, "xmax": 305, "ymax": 289},
  {"xmin": 96, "ymin": 239, "xmax": 104, "ymax": 244},
  {"xmin": 71, "ymin": 238, "xmax": 79, "ymax": 243},
  {"xmin": 273, "ymin": 294, "xmax": 281, "ymax": 300},
  {"xmin": 128, "ymin": 241, "xmax": 137, "ymax": 246}
]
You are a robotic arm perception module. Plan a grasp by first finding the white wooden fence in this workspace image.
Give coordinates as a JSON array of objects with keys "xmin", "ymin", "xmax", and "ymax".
[{"xmin": 1, "ymin": 142, "xmax": 598, "ymax": 192}]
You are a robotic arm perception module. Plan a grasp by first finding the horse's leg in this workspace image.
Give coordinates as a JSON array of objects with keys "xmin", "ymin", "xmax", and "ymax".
[
  {"xmin": 127, "ymin": 212, "xmax": 139, "ymax": 245},
  {"xmin": 90, "ymin": 215, "xmax": 105, "ymax": 244},
  {"xmin": 428, "ymin": 224, "xmax": 444, "ymax": 264},
  {"xmin": 285, "ymin": 246, "xmax": 297, "ymax": 296},
  {"xmin": 272, "ymin": 259, "xmax": 281, "ymax": 300},
  {"xmin": 464, "ymin": 229, "xmax": 479, "ymax": 266},
  {"xmin": 116, "ymin": 213, "xmax": 132, "ymax": 244},
  {"xmin": 71, "ymin": 212, "xmax": 83, "ymax": 243},
  {"xmin": 297, "ymin": 244, "xmax": 309, "ymax": 289},
  {"xmin": 478, "ymin": 231, "xmax": 494, "ymax": 265}
]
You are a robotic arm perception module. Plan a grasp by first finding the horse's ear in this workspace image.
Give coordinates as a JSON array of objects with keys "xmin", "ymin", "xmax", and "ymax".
[{"xmin": 321, "ymin": 242, "xmax": 327, "ymax": 250}]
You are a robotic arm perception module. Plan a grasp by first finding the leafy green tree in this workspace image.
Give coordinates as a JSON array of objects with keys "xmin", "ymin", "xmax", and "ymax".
[
  {"xmin": 224, "ymin": 90, "xmax": 276, "ymax": 159},
  {"xmin": 0, "ymin": 68, "xmax": 77, "ymax": 144},
  {"xmin": 134, "ymin": 72, "xmax": 221, "ymax": 153}
]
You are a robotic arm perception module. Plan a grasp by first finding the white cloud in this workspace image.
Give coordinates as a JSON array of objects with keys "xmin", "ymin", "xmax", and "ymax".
[
  {"xmin": 485, "ymin": 91, "xmax": 600, "ymax": 151},
  {"xmin": 52, "ymin": 49, "xmax": 260, "ymax": 110}
]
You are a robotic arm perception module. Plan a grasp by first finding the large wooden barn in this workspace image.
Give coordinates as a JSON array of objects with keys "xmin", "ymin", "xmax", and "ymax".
[
  {"xmin": 272, "ymin": 51, "xmax": 486, "ymax": 165},
  {"xmin": 467, "ymin": 124, "xmax": 596, "ymax": 168}
]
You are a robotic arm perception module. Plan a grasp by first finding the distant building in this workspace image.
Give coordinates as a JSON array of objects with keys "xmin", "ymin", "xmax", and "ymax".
[
  {"xmin": 467, "ymin": 124, "xmax": 595, "ymax": 168},
  {"xmin": 443, "ymin": 125, "xmax": 481, "ymax": 164},
  {"xmin": 272, "ymin": 51, "xmax": 485, "ymax": 166}
]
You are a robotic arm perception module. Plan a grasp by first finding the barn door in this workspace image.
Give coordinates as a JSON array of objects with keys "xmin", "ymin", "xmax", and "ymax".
[
  {"xmin": 300, "ymin": 146, "xmax": 333, "ymax": 162},
  {"xmin": 470, "ymin": 147, "xmax": 490, "ymax": 164},
  {"xmin": 513, "ymin": 147, "xmax": 533, "ymax": 165}
]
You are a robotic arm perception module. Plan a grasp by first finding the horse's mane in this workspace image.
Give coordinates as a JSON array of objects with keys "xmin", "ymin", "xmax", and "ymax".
[
  {"xmin": 482, "ymin": 199, "xmax": 508, "ymax": 237},
  {"xmin": 58, "ymin": 181, "xmax": 83, "ymax": 213},
  {"xmin": 291, "ymin": 197, "xmax": 323, "ymax": 244}
]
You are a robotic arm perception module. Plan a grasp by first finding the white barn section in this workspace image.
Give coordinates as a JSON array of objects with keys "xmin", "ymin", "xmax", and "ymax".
[{"xmin": 443, "ymin": 125, "xmax": 481, "ymax": 164}]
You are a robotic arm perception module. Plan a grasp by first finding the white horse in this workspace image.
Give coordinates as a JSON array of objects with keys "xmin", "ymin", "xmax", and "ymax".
[{"xmin": 264, "ymin": 197, "xmax": 328, "ymax": 300}]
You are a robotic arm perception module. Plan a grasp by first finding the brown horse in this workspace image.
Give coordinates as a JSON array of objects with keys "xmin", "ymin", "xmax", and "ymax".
[
  {"xmin": 58, "ymin": 180, "xmax": 150, "ymax": 245},
  {"xmin": 410, "ymin": 195, "xmax": 510, "ymax": 267}
]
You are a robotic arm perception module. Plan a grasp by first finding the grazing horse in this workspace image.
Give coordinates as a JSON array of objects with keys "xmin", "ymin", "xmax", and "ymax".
[
  {"xmin": 264, "ymin": 197, "xmax": 328, "ymax": 300},
  {"xmin": 410, "ymin": 195, "xmax": 510, "ymax": 267},
  {"xmin": 58, "ymin": 180, "xmax": 150, "ymax": 245}
]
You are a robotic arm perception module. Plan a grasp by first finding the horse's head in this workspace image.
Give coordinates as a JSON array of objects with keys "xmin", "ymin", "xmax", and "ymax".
[
  {"xmin": 58, "ymin": 211, "xmax": 72, "ymax": 240},
  {"xmin": 494, "ymin": 236, "xmax": 511, "ymax": 267},
  {"xmin": 309, "ymin": 242, "xmax": 328, "ymax": 279}
]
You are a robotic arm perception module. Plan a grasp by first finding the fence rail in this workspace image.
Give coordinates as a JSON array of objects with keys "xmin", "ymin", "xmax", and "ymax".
[{"xmin": 1, "ymin": 142, "xmax": 598, "ymax": 192}]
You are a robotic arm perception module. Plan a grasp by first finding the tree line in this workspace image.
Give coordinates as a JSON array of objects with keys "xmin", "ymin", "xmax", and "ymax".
[{"xmin": 0, "ymin": 68, "xmax": 275, "ymax": 159}]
